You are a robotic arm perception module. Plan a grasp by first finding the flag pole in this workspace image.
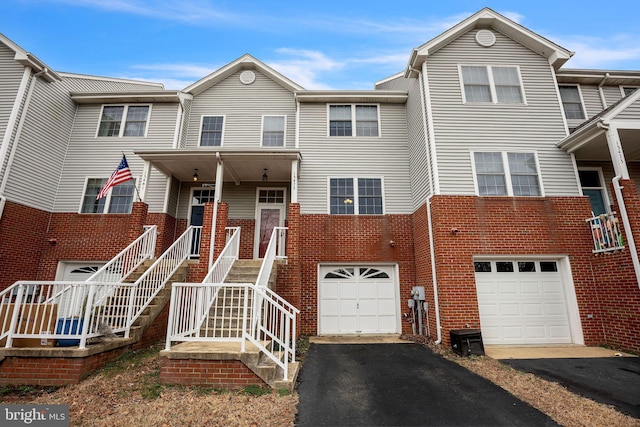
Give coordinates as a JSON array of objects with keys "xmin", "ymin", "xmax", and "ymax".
[{"xmin": 123, "ymin": 152, "xmax": 143, "ymax": 202}]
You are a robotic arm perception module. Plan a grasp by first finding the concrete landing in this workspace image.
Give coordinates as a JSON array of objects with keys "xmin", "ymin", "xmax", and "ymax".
[
  {"xmin": 485, "ymin": 345, "xmax": 637, "ymax": 360},
  {"xmin": 309, "ymin": 335, "xmax": 409, "ymax": 344}
]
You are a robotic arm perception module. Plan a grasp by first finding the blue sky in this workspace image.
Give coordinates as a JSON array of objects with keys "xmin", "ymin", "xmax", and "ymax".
[{"xmin": 2, "ymin": 1, "xmax": 640, "ymax": 90}]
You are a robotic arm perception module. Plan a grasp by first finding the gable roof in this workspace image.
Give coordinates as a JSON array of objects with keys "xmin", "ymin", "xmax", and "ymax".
[
  {"xmin": 0, "ymin": 33, "xmax": 61, "ymax": 82},
  {"xmin": 405, "ymin": 8, "xmax": 573, "ymax": 78},
  {"xmin": 184, "ymin": 54, "xmax": 304, "ymax": 95}
]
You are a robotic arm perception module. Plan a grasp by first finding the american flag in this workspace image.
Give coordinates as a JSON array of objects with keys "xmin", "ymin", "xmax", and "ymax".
[{"xmin": 96, "ymin": 155, "xmax": 134, "ymax": 200}]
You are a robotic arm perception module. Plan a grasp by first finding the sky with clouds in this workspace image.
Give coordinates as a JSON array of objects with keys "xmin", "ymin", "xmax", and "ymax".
[{"xmin": 1, "ymin": 0, "xmax": 639, "ymax": 90}]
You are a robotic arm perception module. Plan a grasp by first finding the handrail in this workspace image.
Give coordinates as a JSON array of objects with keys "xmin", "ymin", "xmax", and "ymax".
[
  {"xmin": 86, "ymin": 225, "xmax": 157, "ymax": 283},
  {"xmin": 126, "ymin": 226, "xmax": 196, "ymax": 334},
  {"xmin": 165, "ymin": 227, "xmax": 241, "ymax": 350},
  {"xmin": 256, "ymin": 227, "xmax": 287, "ymax": 289}
]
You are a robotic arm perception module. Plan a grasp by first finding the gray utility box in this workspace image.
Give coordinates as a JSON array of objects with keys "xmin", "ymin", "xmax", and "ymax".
[{"xmin": 450, "ymin": 329, "xmax": 485, "ymax": 357}]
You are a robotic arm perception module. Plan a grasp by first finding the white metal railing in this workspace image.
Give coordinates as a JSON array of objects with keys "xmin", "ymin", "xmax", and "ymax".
[
  {"xmin": 256, "ymin": 227, "xmax": 287, "ymax": 289},
  {"xmin": 190, "ymin": 226, "xmax": 203, "ymax": 257},
  {"xmin": 166, "ymin": 226, "xmax": 299, "ymax": 380},
  {"xmin": 125, "ymin": 226, "xmax": 197, "ymax": 334},
  {"xmin": 0, "ymin": 281, "xmax": 135, "ymax": 349},
  {"xmin": 587, "ymin": 212, "xmax": 625, "ymax": 253},
  {"xmin": 165, "ymin": 227, "xmax": 241, "ymax": 348}
]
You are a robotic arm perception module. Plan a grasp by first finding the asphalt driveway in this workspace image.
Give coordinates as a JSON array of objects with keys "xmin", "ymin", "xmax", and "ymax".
[
  {"xmin": 296, "ymin": 343, "xmax": 557, "ymax": 426},
  {"xmin": 503, "ymin": 357, "xmax": 640, "ymax": 419}
]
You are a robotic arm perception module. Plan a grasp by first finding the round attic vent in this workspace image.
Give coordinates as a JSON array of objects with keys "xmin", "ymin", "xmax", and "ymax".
[
  {"xmin": 475, "ymin": 29, "xmax": 496, "ymax": 47},
  {"xmin": 240, "ymin": 70, "xmax": 256, "ymax": 85}
]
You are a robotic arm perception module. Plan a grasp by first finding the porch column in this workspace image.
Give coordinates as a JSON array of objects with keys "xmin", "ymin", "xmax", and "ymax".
[
  {"xmin": 603, "ymin": 123, "xmax": 630, "ymax": 179},
  {"xmin": 208, "ymin": 156, "xmax": 225, "ymax": 266},
  {"xmin": 128, "ymin": 201, "xmax": 148, "ymax": 242},
  {"xmin": 290, "ymin": 159, "xmax": 299, "ymax": 203},
  {"xmin": 137, "ymin": 160, "xmax": 152, "ymax": 202}
]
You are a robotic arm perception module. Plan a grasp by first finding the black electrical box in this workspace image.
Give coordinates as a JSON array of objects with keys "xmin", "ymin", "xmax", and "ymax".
[{"xmin": 450, "ymin": 329, "xmax": 485, "ymax": 357}]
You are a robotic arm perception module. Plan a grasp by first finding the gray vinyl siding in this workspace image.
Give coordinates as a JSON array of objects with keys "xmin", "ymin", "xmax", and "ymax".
[
  {"xmin": 426, "ymin": 29, "xmax": 579, "ymax": 196},
  {"xmin": 186, "ymin": 70, "xmax": 296, "ymax": 149},
  {"xmin": 3, "ymin": 76, "xmax": 76, "ymax": 210},
  {"xmin": 57, "ymin": 73, "xmax": 164, "ymax": 92},
  {"xmin": 616, "ymin": 97, "xmax": 640, "ymax": 120},
  {"xmin": 0, "ymin": 43, "xmax": 27, "ymax": 185},
  {"xmin": 297, "ymin": 102, "xmax": 412, "ymax": 214},
  {"xmin": 577, "ymin": 84, "xmax": 602, "ymax": 123},
  {"xmin": 602, "ymin": 85, "xmax": 624, "ymax": 108},
  {"xmin": 53, "ymin": 96, "xmax": 179, "ymax": 213}
]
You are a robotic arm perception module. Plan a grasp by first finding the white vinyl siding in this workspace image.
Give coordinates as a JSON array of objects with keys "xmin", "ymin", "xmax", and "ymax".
[
  {"xmin": 460, "ymin": 65, "xmax": 525, "ymax": 104},
  {"xmin": 186, "ymin": 70, "xmax": 296, "ymax": 149},
  {"xmin": 425, "ymin": 29, "xmax": 578, "ymax": 196},
  {"xmin": 298, "ymin": 102, "xmax": 412, "ymax": 214},
  {"xmin": 0, "ymin": 43, "xmax": 26, "ymax": 183},
  {"xmin": 52, "ymin": 93, "xmax": 178, "ymax": 214}
]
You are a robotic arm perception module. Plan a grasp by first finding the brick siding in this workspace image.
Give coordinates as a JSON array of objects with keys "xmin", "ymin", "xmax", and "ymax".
[{"xmin": 159, "ymin": 358, "xmax": 265, "ymax": 388}]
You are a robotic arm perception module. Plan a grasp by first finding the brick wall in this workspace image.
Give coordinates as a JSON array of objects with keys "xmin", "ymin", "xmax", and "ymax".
[
  {"xmin": 427, "ymin": 195, "xmax": 605, "ymax": 347},
  {"xmin": 0, "ymin": 201, "xmax": 49, "ymax": 290},
  {"xmin": 227, "ymin": 219, "xmax": 255, "ymax": 259},
  {"xmin": 159, "ymin": 358, "xmax": 265, "ymax": 388},
  {"xmin": 295, "ymin": 213, "xmax": 416, "ymax": 335}
]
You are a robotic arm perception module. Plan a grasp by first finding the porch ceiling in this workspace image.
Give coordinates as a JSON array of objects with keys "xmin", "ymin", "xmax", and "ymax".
[
  {"xmin": 560, "ymin": 128, "xmax": 640, "ymax": 162},
  {"xmin": 134, "ymin": 149, "xmax": 301, "ymax": 183}
]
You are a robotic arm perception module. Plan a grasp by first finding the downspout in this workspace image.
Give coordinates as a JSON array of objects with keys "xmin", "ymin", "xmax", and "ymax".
[
  {"xmin": 598, "ymin": 73, "xmax": 611, "ymax": 110},
  {"xmin": 612, "ymin": 176, "xmax": 640, "ymax": 288},
  {"xmin": 417, "ymin": 61, "xmax": 442, "ymax": 344}
]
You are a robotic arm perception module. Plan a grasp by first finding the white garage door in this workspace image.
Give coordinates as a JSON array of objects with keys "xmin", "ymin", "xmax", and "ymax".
[
  {"xmin": 58, "ymin": 262, "xmax": 106, "ymax": 281},
  {"xmin": 474, "ymin": 260, "xmax": 572, "ymax": 345},
  {"xmin": 319, "ymin": 265, "xmax": 398, "ymax": 335}
]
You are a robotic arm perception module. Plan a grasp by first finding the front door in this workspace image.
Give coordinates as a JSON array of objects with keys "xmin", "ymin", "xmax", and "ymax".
[
  {"xmin": 254, "ymin": 188, "xmax": 286, "ymax": 259},
  {"xmin": 189, "ymin": 188, "xmax": 216, "ymax": 257}
]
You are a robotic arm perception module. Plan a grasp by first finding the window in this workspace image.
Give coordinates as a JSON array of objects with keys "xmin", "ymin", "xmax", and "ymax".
[
  {"xmin": 578, "ymin": 168, "xmax": 608, "ymax": 215},
  {"xmin": 460, "ymin": 66, "xmax": 524, "ymax": 104},
  {"xmin": 81, "ymin": 178, "xmax": 136, "ymax": 214},
  {"xmin": 558, "ymin": 86, "xmax": 585, "ymax": 120},
  {"xmin": 329, "ymin": 105, "xmax": 379, "ymax": 137},
  {"xmin": 329, "ymin": 177, "xmax": 383, "ymax": 214},
  {"xmin": 473, "ymin": 152, "xmax": 541, "ymax": 196},
  {"xmin": 97, "ymin": 105, "xmax": 149, "ymax": 137},
  {"xmin": 262, "ymin": 116, "xmax": 285, "ymax": 146},
  {"xmin": 622, "ymin": 87, "xmax": 638, "ymax": 97},
  {"xmin": 200, "ymin": 116, "xmax": 224, "ymax": 146}
]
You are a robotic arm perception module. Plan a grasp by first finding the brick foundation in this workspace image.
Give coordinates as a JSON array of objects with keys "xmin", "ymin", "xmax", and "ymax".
[{"xmin": 159, "ymin": 358, "xmax": 265, "ymax": 388}]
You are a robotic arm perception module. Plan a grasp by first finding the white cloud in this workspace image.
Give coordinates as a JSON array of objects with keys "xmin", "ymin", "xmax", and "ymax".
[
  {"xmin": 268, "ymin": 49, "xmax": 344, "ymax": 90},
  {"xmin": 554, "ymin": 35, "xmax": 640, "ymax": 69}
]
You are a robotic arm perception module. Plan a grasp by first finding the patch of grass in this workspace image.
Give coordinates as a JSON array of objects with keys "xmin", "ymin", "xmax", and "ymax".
[
  {"xmin": 296, "ymin": 335, "xmax": 310, "ymax": 359},
  {"xmin": 141, "ymin": 383, "xmax": 163, "ymax": 399},
  {"xmin": 277, "ymin": 388, "xmax": 290, "ymax": 397},
  {"xmin": 240, "ymin": 384, "xmax": 271, "ymax": 397}
]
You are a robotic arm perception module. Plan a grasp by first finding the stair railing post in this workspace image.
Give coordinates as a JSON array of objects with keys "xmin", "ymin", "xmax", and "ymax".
[
  {"xmin": 6, "ymin": 284, "xmax": 24, "ymax": 348},
  {"xmin": 165, "ymin": 284, "xmax": 178, "ymax": 351},
  {"xmin": 241, "ymin": 284, "xmax": 249, "ymax": 353},
  {"xmin": 79, "ymin": 283, "xmax": 97, "ymax": 349},
  {"xmin": 124, "ymin": 281, "xmax": 137, "ymax": 338}
]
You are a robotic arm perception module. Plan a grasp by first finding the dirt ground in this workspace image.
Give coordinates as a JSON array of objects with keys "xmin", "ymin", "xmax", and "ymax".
[{"xmin": 1, "ymin": 338, "xmax": 639, "ymax": 426}]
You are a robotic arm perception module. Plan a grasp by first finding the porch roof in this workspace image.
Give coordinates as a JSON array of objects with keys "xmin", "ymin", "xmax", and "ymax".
[
  {"xmin": 557, "ymin": 89, "xmax": 640, "ymax": 161},
  {"xmin": 135, "ymin": 149, "xmax": 301, "ymax": 184}
]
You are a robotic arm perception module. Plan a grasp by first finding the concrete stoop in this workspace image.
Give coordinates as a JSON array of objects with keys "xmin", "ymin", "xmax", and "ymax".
[
  {"xmin": 0, "ymin": 261, "xmax": 189, "ymax": 386},
  {"xmin": 160, "ymin": 341, "xmax": 299, "ymax": 392}
]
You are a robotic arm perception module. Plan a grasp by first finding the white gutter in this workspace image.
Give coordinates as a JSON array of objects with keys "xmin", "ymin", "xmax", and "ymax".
[
  {"xmin": 612, "ymin": 176, "xmax": 640, "ymax": 288},
  {"xmin": 418, "ymin": 63, "xmax": 442, "ymax": 344}
]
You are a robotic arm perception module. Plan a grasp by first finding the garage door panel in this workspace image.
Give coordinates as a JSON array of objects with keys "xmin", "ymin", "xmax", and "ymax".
[
  {"xmin": 319, "ymin": 265, "xmax": 398, "ymax": 335},
  {"xmin": 475, "ymin": 260, "xmax": 572, "ymax": 345}
]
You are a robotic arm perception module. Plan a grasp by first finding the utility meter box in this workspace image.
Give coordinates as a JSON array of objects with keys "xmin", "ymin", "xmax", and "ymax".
[{"xmin": 411, "ymin": 286, "xmax": 425, "ymax": 300}]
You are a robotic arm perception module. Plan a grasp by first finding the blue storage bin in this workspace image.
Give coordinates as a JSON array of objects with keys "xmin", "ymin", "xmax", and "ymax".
[{"xmin": 56, "ymin": 318, "xmax": 83, "ymax": 346}]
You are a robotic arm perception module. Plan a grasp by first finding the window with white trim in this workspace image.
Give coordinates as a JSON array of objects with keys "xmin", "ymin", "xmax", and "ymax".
[
  {"xmin": 558, "ymin": 86, "xmax": 585, "ymax": 119},
  {"xmin": 329, "ymin": 105, "xmax": 379, "ymax": 137},
  {"xmin": 473, "ymin": 152, "xmax": 541, "ymax": 196},
  {"xmin": 622, "ymin": 87, "xmax": 638, "ymax": 97},
  {"xmin": 460, "ymin": 65, "xmax": 524, "ymax": 104},
  {"xmin": 97, "ymin": 105, "xmax": 150, "ymax": 137},
  {"xmin": 329, "ymin": 177, "xmax": 383, "ymax": 214},
  {"xmin": 80, "ymin": 178, "xmax": 136, "ymax": 214},
  {"xmin": 262, "ymin": 116, "xmax": 285, "ymax": 146},
  {"xmin": 200, "ymin": 116, "xmax": 224, "ymax": 146}
]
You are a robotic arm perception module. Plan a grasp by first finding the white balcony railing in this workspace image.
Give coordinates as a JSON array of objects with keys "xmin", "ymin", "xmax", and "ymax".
[{"xmin": 587, "ymin": 212, "xmax": 625, "ymax": 254}]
